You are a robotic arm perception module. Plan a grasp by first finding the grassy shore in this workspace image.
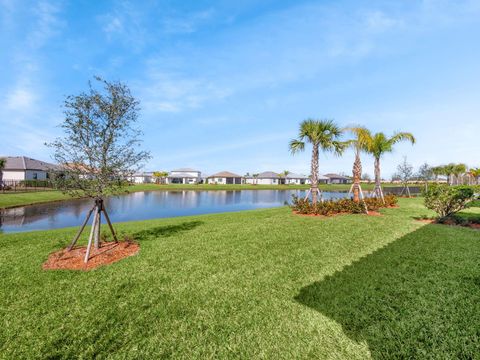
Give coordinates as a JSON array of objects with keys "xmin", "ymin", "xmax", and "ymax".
[
  {"xmin": 0, "ymin": 183, "xmax": 402, "ymax": 209},
  {"xmin": 1, "ymin": 198, "xmax": 479, "ymax": 358}
]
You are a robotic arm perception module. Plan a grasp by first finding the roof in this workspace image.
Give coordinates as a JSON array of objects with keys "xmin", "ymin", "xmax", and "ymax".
[
  {"xmin": 208, "ymin": 171, "xmax": 242, "ymax": 178},
  {"xmin": 257, "ymin": 171, "xmax": 280, "ymax": 179},
  {"xmin": 324, "ymin": 173, "xmax": 351, "ymax": 179},
  {"xmin": 171, "ymin": 168, "xmax": 200, "ymax": 172},
  {"xmin": 286, "ymin": 173, "xmax": 309, "ymax": 179},
  {"xmin": 1, "ymin": 156, "xmax": 58, "ymax": 171}
]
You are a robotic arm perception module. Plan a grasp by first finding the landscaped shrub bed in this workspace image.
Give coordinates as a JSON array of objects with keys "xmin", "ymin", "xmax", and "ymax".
[{"xmin": 291, "ymin": 194, "xmax": 398, "ymax": 216}]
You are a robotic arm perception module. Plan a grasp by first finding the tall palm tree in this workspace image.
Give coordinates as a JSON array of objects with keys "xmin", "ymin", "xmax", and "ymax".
[
  {"xmin": 0, "ymin": 157, "xmax": 5, "ymax": 189},
  {"xmin": 346, "ymin": 126, "xmax": 371, "ymax": 203},
  {"xmin": 290, "ymin": 119, "xmax": 345, "ymax": 204},
  {"xmin": 363, "ymin": 131, "xmax": 416, "ymax": 200}
]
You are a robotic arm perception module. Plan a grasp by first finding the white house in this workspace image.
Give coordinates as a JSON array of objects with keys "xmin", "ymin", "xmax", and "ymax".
[
  {"xmin": 245, "ymin": 171, "xmax": 281, "ymax": 185},
  {"xmin": 130, "ymin": 172, "xmax": 154, "ymax": 184},
  {"xmin": 207, "ymin": 171, "xmax": 243, "ymax": 185},
  {"xmin": 285, "ymin": 173, "xmax": 312, "ymax": 185},
  {"xmin": 167, "ymin": 168, "xmax": 202, "ymax": 184},
  {"xmin": 0, "ymin": 156, "xmax": 57, "ymax": 181}
]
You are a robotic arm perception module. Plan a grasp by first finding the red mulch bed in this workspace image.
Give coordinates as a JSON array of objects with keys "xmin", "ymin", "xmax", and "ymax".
[
  {"xmin": 43, "ymin": 241, "xmax": 140, "ymax": 271},
  {"xmin": 415, "ymin": 218, "xmax": 480, "ymax": 230},
  {"xmin": 293, "ymin": 211, "xmax": 383, "ymax": 218}
]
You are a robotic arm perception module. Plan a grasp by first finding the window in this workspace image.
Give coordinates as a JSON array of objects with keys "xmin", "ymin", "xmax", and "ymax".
[{"xmin": 33, "ymin": 173, "xmax": 38, "ymax": 180}]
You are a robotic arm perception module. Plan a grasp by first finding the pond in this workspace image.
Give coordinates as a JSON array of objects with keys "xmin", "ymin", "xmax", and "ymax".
[{"xmin": 0, "ymin": 190, "xmax": 349, "ymax": 233}]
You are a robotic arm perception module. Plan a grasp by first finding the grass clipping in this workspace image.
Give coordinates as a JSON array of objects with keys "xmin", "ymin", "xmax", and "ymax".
[{"xmin": 43, "ymin": 241, "xmax": 139, "ymax": 271}]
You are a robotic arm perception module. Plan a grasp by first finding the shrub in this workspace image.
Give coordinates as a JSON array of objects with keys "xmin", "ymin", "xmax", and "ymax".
[
  {"xmin": 423, "ymin": 185, "xmax": 475, "ymax": 219},
  {"xmin": 291, "ymin": 194, "xmax": 398, "ymax": 216}
]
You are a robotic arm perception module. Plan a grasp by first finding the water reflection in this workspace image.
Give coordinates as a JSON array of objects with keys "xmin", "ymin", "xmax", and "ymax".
[{"xmin": 0, "ymin": 190, "xmax": 348, "ymax": 233}]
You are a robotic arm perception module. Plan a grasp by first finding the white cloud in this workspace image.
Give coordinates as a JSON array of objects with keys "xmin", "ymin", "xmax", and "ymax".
[{"xmin": 5, "ymin": 87, "xmax": 37, "ymax": 111}]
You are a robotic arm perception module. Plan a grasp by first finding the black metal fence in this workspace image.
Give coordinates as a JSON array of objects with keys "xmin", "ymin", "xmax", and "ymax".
[{"xmin": 0, "ymin": 180, "xmax": 56, "ymax": 193}]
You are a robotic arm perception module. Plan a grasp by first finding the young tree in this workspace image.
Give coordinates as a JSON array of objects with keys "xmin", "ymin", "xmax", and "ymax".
[
  {"xmin": 153, "ymin": 171, "xmax": 169, "ymax": 184},
  {"xmin": 289, "ymin": 119, "xmax": 346, "ymax": 204},
  {"xmin": 48, "ymin": 77, "xmax": 151, "ymax": 262},
  {"xmin": 416, "ymin": 163, "xmax": 433, "ymax": 190},
  {"xmin": 362, "ymin": 131, "xmax": 416, "ymax": 201},
  {"xmin": 396, "ymin": 156, "xmax": 414, "ymax": 197}
]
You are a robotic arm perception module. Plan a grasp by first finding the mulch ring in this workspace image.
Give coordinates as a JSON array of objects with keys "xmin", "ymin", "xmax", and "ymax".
[
  {"xmin": 415, "ymin": 218, "xmax": 480, "ymax": 230},
  {"xmin": 43, "ymin": 241, "xmax": 140, "ymax": 271}
]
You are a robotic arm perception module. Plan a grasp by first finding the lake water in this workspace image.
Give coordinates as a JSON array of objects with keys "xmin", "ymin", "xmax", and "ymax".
[{"xmin": 0, "ymin": 190, "xmax": 349, "ymax": 233}]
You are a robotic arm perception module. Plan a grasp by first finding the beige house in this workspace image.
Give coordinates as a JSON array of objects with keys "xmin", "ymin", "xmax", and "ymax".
[{"xmin": 207, "ymin": 171, "xmax": 243, "ymax": 185}]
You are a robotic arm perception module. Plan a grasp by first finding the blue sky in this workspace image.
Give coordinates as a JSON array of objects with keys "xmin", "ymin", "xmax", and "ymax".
[{"xmin": 1, "ymin": 0, "xmax": 479, "ymax": 178}]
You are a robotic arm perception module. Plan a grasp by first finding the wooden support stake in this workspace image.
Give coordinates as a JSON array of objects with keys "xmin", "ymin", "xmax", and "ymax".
[
  {"xmin": 84, "ymin": 207, "xmax": 98, "ymax": 263},
  {"xmin": 102, "ymin": 206, "xmax": 118, "ymax": 242},
  {"xmin": 67, "ymin": 205, "xmax": 95, "ymax": 251}
]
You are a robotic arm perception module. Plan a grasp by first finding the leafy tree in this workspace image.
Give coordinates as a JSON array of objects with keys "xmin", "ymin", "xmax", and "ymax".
[
  {"xmin": 417, "ymin": 163, "xmax": 433, "ymax": 182},
  {"xmin": 362, "ymin": 173, "xmax": 372, "ymax": 182},
  {"xmin": 290, "ymin": 119, "xmax": 346, "ymax": 204},
  {"xmin": 47, "ymin": 76, "xmax": 151, "ymax": 260},
  {"xmin": 362, "ymin": 131, "xmax": 416, "ymax": 201}
]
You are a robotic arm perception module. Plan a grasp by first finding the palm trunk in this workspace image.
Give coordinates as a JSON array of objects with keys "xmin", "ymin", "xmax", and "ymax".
[
  {"xmin": 374, "ymin": 156, "xmax": 384, "ymax": 201},
  {"xmin": 352, "ymin": 150, "xmax": 362, "ymax": 203},
  {"xmin": 310, "ymin": 144, "xmax": 319, "ymax": 205}
]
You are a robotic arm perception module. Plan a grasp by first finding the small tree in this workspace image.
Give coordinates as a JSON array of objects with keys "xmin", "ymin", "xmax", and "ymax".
[
  {"xmin": 279, "ymin": 170, "xmax": 290, "ymax": 185},
  {"xmin": 252, "ymin": 173, "xmax": 259, "ymax": 185},
  {"xmin": 153, "ymin": 171, "xmax": 169, "ymax": 184},
  {"xmin": 416, "ymin": 163, "xmax": 433, "ymax": 190},
  {"xmin": 48, "ymin": 77, "xmax": 151, "ymax": 262},
  {"xmin": 396, "ymin": 157, "xmax": 414, "ymax": 197}
]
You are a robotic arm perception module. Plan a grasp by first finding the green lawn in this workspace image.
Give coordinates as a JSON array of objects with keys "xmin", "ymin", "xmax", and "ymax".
[
  {"xmin": 1, "ymin": 198, "xmax": 479, "ymax": 358},
  {"xmin": 0, "ymin": 183, "xmax": 402, "ymax": 209}
]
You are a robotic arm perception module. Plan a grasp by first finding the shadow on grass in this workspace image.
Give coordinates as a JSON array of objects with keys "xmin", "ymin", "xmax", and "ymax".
[
  {"xmin": 295, "ymin": 224, "xmax": 480, "ymax": 358},
  {"xmin": 133, "ymin": 221, "xmax": 204, "ymax": 241}
]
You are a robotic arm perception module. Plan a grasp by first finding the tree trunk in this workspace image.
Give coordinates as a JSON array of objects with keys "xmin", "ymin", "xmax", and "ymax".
[
  {"xmin": 352, "ymin": 150, "xmax": 362, "ymax": 203},
  {"xmin": 310, "ymin": 144, "xmax": 319, "ymax": 205},
  {"xmin": 374, "ymin": 157, "xmax": 381, "ymax": 192}
]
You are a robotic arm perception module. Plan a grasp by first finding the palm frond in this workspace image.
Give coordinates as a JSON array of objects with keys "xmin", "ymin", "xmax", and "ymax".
[{"xmin": 289, "ymin": 139, "xmax": 305, "ymax": 154}]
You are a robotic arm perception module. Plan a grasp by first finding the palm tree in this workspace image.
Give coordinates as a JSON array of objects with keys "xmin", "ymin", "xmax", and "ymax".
[
  {"xmin": 363, "ymin": 131, "xmax": 416, "ymax": 200},
  {"xmin": 346, "ymin": 126, "xmax": 371, "ymax": 203},
  {"xmin": 279, "ymin": 170, "xmax": 290, "ymax": 185},
  {"xmin": 452, "ymin": 163, "xmax": 467, "ymax": 185},
  {"xmin": 443, "ymin": 163, "xmax": 456, "ymax": 185},
  {"xmin": 0, "ymin": 157, "xmax": 5, "ymax": 189},
  {"xmin": 252, "ymin": 173, "xmax": 259, "ymax": 185},
  {"xmin": 290, "ymin": 119, "xmax": 345, "ymax": 204},
  {"xmin": 431, "ymin": 166, "xmax": 444, "ymax": 183},
  {"xmin": 469, "ymin": 168, "xmax": 480, "ymax": 185}
]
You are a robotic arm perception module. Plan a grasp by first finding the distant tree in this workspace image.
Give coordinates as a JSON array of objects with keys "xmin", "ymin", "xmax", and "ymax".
[
  {"xmin": 0, "ymin": 157, "xmax": 5, "ymax": 188},
  {"xmin": 252, "ymin": 173, "xmax": 259, "ymax": 185},
  {"xmin": 453, "ymin": 163, "xmax": 467, "ymax": 185},
  {"xmin": 362, "ymin": 131, "xmax": 416, "ymax": 201},
  {"xmin": 153, "ymin": 171, "xmax": 169, "ymax": 184},
  {"xmin": 47, "ymin": 76, "xmax": 151, "ymax": 261},
  {"xmin": 396, "ymin": 157, "xmax": 414, "ymax": 196},
  {"xmin": 468, "ymin": 168, "xmax": 480, "ymax": 185},
  {"xmin": 279, "ymin": 170, "xmax": 290, "ymax": 185},
  {"xmin": 431, "ymin": 166, "xmax": 445, "ymax": 183},
  {"xmin": 362, "ymin": 173, "xmax": 372, "ymax": 182},
  {"xmin": 416, "ymin": 163, "xmax": 433, "ymax": 190}
]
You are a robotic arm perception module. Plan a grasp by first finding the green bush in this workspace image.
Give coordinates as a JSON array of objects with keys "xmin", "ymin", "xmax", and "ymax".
[
  {"xmin": 291, "ymin": 195, "xmax": 398, "ymax": 216},
  {"xmin": 423, "ymin": 185, "xmax": 475, "ymax": 219}
]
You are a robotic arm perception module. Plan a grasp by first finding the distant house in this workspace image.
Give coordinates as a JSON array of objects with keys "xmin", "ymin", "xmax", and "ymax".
[
  {"xmin": 0, "ymin": 156, "xmax": 57, "ymax": 181},
  {"xmin": 245, "ymin": 171, "xmax": 281, "ymax": 185},
  {"xmin": 324, "ymin": 173, "xmax": 352, "ymax": 184},
  {"xmin": 285, "ymin": 173, "xmax": 312, "ymax": 185},
  {"xmin": 207, "ymin": 171, "xmax": 243, "ymax": 185},
  {"xmin": 167, "ymin": 168, "xmax": 202, "ymax": 184},
  {"xmin": 130, "ymin": 172, "xmax": 154, "ymax": 184}
]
